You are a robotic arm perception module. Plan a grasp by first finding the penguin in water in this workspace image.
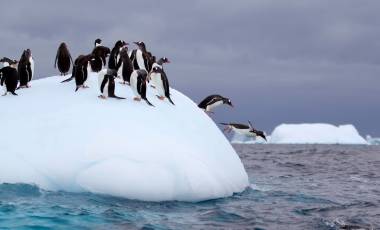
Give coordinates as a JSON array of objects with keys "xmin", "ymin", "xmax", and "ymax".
[
  {"xmin": 150, "ymin": 66, "xmax": 174, "ymax": 105},
  {"xmin": 198, "ymin": 95, "xmax": 233, "ymax": 113},
  {"xmin": 91, "ymin": 39, "xmax": 110, "ymax": 72},
  {"xmin": 98, "ymin": 69, "xmax": 126, "ymax": 100},
  {"xmin": 129, "ymin": 69, "xmax": 154, "ymax": 106},
  {"xmin": 108, "ymin": 40, "xmax": 126, "ymax": 71},
  {"xmin": 0, "ymin": 59, "xmax": 19, "ymax": 96},
  {"xmin": 54, "ymin": 42, "xmax": 73, "ymax": 76},
  {"xmin": 117, "ymin": 46, "xmax": 133, "ymax": 85},
  {"xmin": 220, "ymin": 121, "xmax": 267, "ymax": 141},
  {"xmin": 17, "ymin": 49, "xmax": 34, "ymax": 89},
  {"xmin": 130, "ymin": 41, "xmax": 149, "ymax": 71}
]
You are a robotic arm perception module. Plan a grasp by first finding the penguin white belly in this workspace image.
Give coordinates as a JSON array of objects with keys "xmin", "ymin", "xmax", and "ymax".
[
  {"xmin": 97, "ymin": 70, "xmax": 107, "ymax": 89},
  {"xmin": 128, "ymin": 51, "xmax": 132, "ymax": 58},
  {"xmin": 136, "ymin": 50, "xmax": 146, "ymax": 71},
  {"xmin": 206, "ymin": 100, "xmax": 223, "ymax": 112},
  {"xmin": 2, "ymin": 62, "xmax": 9, "ymax": 67},
  {"xmin": 233, "ymin": 127, "xmax": 253, "ymax": 136},
  {"xmin": 150, "ymin": 72, "xmax": 159, "ymax": 86},
  {"xmin": 129, "ymin": 71, "xmax": 140, "ymax": 97},
  {"xmin": 103, "ymin": 82, "xmax": 109, "ymax": 98},
  {"xmin": 155, "ymin": 75, "xmax": 165, "ymax": 97},
  {"xmin": 29, "ymin": 57, "xmax": 35, "ymax": 79}
]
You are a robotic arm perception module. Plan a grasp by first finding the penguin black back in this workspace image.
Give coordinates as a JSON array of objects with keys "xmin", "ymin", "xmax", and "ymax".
[
  {"xmin": 0, "ymin": 66, "xmax": 19, "ymax": 95},
  {"xmin": 55, "ymin": 42, "xmax": 73, "ymax": 75},
  {"xmin": 18, "ymin": 49, "xmax": 32, "ymax": 88}
]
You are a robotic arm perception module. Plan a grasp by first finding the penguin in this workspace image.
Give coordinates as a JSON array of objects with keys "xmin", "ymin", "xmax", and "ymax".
[
  {"xmin": 98, "ymin": 69, "xmax": 125, "ymax": 100},
  {"xmin": 108, "ymin": 40, "xmax": 126, "ymax": 71},
  {"xmin": 129, "ymin": 69, "xmax": 154, "ymax": 106},
  {"xmin": 151, "ymin": 57, "xmax": 170, "ymax": 70},
  {"xmin": 54, "ymin": 42, "xmax": 73, "ymax": 76},
  {"xmin": 91, "ymin": 39, "xmax": 110, "ymax": 72},
  {"xmin": 17, "ymin": 49, "xmax": 34, "ymax": 88},
  {"xmin": 117, "ymin": 46, "xmax": 133, "ymax": 84},
  {"xmin": 220, "ymin": 121, "xmax": 267, "ymax": 141},
  {"xmin": 198, "ymin": 95, "xmax": 233, "ymax": 113},
  {"xmin": 0, "ymin": 60, "xmax": 19, "ymax": 96},
  {"xmin": 0, "ymin": 57, "xmax": 16, "ymax": 67},
  {"xmin": 150, "ymin": 66, "xmax": 174, "ymax": 105},
  {"xmin": 130, "ymin": 41, "xmax": 149, "ymax": 71},
  {"xmin": 74, "ymin": 54, "xmax": 94, "ymax": 91},
  {"xmin": 94, "ymin": 38, "xmax": 102, "ymax": 47}
]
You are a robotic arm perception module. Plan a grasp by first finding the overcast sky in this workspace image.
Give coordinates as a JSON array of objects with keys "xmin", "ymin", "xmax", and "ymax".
[{"xmin": 0, "ymin": 0, "xmax": 379, "ymax": 136}]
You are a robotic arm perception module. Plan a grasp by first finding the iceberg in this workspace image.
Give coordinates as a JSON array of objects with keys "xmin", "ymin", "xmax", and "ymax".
[
  {"xmin": 0, "ymin": 72, "xmax": 249, "ymax": 202},
  {"xmin": 269, "ymin": 123, "xmax": 368, "ymax": 144}
]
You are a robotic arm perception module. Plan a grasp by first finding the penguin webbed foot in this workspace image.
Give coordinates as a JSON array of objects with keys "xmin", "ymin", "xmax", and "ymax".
[
  {"xmin": 133, "ymin": 97, "xmax": 141, "ymax": 101},
  {"xmin": 156, "ymin": 95, "xmax": 165, "ymax": 100},
  {"xmin": 98, "ymin": 95, "xmax": 107, "ymax": 99}
]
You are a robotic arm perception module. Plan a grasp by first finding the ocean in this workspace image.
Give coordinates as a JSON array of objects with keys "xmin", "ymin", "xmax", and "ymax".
[{"xmin": 0, "ymin": 144, "xmax": 379, "ymax": 229}]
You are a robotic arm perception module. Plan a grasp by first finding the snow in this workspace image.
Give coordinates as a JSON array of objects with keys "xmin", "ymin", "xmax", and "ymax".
[
  {"xmin": 269, "ymin": 123, "xmax": 368, "ymax": 144},
  {"xmin": 0, "ymin": 71, "xmax": 249, "ymax": 202}
]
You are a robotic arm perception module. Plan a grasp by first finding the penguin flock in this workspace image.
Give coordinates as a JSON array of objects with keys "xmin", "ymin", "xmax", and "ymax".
[{"xmin": 0, "ymin": 38, "xmax": 266, "ymax": 141}]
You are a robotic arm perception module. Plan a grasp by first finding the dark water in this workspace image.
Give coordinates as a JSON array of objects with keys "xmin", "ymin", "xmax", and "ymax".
[{"xmin": 0, "ymin": 145, "xmax": 379, "ymax": 229}]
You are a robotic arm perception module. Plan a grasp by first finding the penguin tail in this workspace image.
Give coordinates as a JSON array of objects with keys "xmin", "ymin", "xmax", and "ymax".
[
  {"xmin": 110, "ymin": 95, "xmax": 126, "ymax": 100},
  {"xmin": 11, "ymin": 92, "xmax": 18, "ymax": 96},
  {"xmin": 61, "ymin": 77, "xmax": 73, "ymax": 83},
  {"xmin": 75, "ymin": 86, "xmax": 80, "ymax": 92},
  {"xmin": 168, "ymin": 97, "xmax": 175, "ymax": 105},
  {"xmin": 220, "ymin": 122, "xmax": 229, "ymax": 126},
  {"xmin": 144, "ymin": 98, "xmax": 154, "ymax": 107}
]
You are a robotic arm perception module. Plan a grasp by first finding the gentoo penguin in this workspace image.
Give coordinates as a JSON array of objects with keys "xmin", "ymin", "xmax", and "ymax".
[
  {"xmin": 0, "ymin": 60, "xmax": 19, "ymax": 96},
  {"xmin": 130, "ymin": 41, "xmax": 149, "ymax": 71},
  {"xmin": 91, "ymin": 39, "xmax": 110, "ymax": 72},
  {"xmin": 129, "ymin": 69, "xmax": 154, "ymax": 106},
  {"xmin": 74, "ymin": 54, "xmax": 94, "ymax": 91},
  {"xmin": 17, "ymin": 49, "xmax": 34, "ymax": 88},
  {"xmin": 150, "ymin": 66, "xmax": 174, "ymax": 105},
  {"xmin": 54, "ymin": 42, "xmax": 73, "ymax": 76},
  {"xmin": 198, "ymin": 95, "xmax": 233, "ymax": 113},
  {"xmin": 108, "ymin": 40, "xmax": 126, "ymax": 70},
  {"xmin": 117, "ymin": 46, "xmax": 133, "ymax": 84},
  {"xmin": 220, "ymin": 121, "xmax": 267, "ymax": 141},
  {"xmin": 98, "ymin": 69, "xmax": 125, "ymax": 99},
  {"xmin": 151, "ymin": 57, "xmax": 170, "ymax": 70}
]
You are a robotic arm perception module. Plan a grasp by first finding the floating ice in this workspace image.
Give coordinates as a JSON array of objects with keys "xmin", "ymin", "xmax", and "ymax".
[{"xmin": 0, "ymin": 72, "xmax": 249, "ymax": 202}]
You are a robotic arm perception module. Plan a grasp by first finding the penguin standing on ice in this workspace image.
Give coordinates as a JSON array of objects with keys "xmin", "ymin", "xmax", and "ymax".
[
  {"xmin": 198, "ymin": 95, "xmax": 233, "ymax": 113},
  {"xmin": 54, "ymin": 42, "xmax": 73, "ymax": 76},
  {"xmin": 108, "ymin": 40, "xmax": 126, "ymax": 71},
  {"xmin": 74, "ymin": 54, "xmax": 94, "ymax": 91},
  {"xmin": 18, "ymin": 49, "xmax": 34, "ymax": 88},
  {"xmin": 98, "ymin": 69, "xmax": 125, "ymax": 100},
  {"xmin": 91, "ymin": 39, "xmax": 110, "ymax": 72},
  {"xmin": 130, "ymin": 41, "xmax": 149, "ymax": 71},
  {"xmin": 0, "ymin": 59, "xmax": 19, "ymax": 96},
  {"xmin": 220, "ymin": 121, "xmax": 267, "ymax": 141},
  {"xmin": 150, "ymin": 66, "xmax": 174, "ymax": 105},
  {"xmin": 129, "ymin": 69, "xmax": 154, "ymax": 106},
  {"xmin": 117, "ymin": 46, "xmax": 133, "ymax": 84}
]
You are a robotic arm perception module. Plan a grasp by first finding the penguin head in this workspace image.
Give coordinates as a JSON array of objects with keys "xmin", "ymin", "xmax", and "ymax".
[
  {"xmin": 251, "ymin": 129, "xmax": 267, "ymax": 141},
  {"xmin": 95, "ymin": 38, "xmax": 102, "ymax": 46},
  {"xmin": 134, "ymin": 41, "xmax": 146, "ymax": 50},
  {"xmin": 223, "ymin": 98, "xmax": 233, "ymax": 107},
  {"xmin": 162, "ymin": 57, "xmax": 170, "ymax": 63},
  {"xmin": 115, "ymin": 40, "xmax": 124, "ymax": 49}
]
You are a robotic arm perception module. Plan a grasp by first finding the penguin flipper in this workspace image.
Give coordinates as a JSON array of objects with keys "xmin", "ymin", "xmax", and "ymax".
[
  {"xmin": 61, "ymin": 76, "xmax": 73, "ymax": 83},
  {"xmin": 168, "ymin": 97, "xmax": 175, "ymax": 105},
  {"xmin": 144, "ymin": 98, "xmax": 154, "ymax": 107},
  {"xmin": 11, "ymin": 92, "xmax": 18, "ymax": 96},
  {"xmin": 109, "ymin": 95, "xmax": 126, "ymax": 100}
]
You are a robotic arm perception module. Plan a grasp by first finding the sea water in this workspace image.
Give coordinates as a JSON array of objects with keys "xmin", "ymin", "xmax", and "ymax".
[{"xmin": 0, "ymin": 145, "xmax": 379, "ymax": 229}]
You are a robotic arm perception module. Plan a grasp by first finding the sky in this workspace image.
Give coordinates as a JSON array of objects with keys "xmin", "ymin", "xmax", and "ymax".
[{"xmin": 0, "ymin": 0, "xmax": 379, "ymax": 136}]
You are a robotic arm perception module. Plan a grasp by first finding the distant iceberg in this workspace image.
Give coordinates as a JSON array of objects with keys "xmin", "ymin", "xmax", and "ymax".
[
  {"xmin": 0, "ymin": 72, "xmax": 249, "ymax": 202},
  {"xmin": 269, "ymin": 123, "xmax": 368, "ymax": 144},
  {"xmin": 366, "ymin": 135, "xmax": 380, "ymax": 145}
]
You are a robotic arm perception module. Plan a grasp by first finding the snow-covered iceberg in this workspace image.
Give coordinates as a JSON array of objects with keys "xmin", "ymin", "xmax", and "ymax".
[
  {"xmin": 269, "ymin": 123, "xmax": 368, "ymax": 144},
  {"xmin": 0, "ymin": 72, "xmax": 249, "ymax": 202}
]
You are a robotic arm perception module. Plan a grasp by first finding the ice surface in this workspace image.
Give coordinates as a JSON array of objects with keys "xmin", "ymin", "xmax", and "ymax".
[
  {"xmin": 0, "ymin": 72, "xmax": 249, "ymax": 202},
  {"xmin": 269, "ymin": 123, "xmax": 368, "ymax": 144}
]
